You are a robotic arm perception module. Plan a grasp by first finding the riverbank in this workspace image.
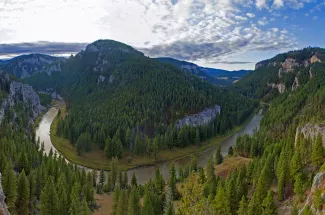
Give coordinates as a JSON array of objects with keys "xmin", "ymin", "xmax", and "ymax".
[{"xmin": 49, "ymin": 103, "xmax": 259, "ymax": 171}]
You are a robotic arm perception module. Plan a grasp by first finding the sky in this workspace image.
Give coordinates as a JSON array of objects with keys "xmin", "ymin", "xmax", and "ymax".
[{"xmin": 0, "ymin": 0, "xmax": 325, "ymax": 70}]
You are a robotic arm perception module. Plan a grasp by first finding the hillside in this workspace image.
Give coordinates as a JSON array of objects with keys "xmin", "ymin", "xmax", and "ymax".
[
  {"xmin": 156, "ymin": 57, "xmax": 251, "ymax": 85},
  {"xmin": 1, "ymin": 54, "xmax": 65, "ymax": 78},
  {"xmin": 234, "ymin": 47, "xmax": 325, "ymax": 102},
  {"xmin": 169, "ymin": 47, "xmax": 325, "ymax": 215},
  {"xmin": 19, "ymin": 40, "xmax": 256, "ymax": 159}
]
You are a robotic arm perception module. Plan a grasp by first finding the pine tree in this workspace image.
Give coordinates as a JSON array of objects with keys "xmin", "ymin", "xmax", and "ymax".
[
  {"xmin": 237, "ymin": 196, "xmax": 248, "ymax": 215},
  {"xmin": 153, "ymin": 137, "xmax": 159, "ymax": 160},
  {"xmin": 206, "ymin": 156, "xmax": 216, "ymax": 183},
  {"xmin": 262, "ymin": 191, "xmax": 277, "ymax": 215},
  {"xmin": 80, "ymin": 198, "xmax": 91, "ymax": 215},
  {"xmin": 312, "ymin": 134, "xmax": 324, "ymax": 167},
  {"xmin": 228, "ymin": 146, "xmax": 234, "ymax": 156},
  {"xmin": 190, "ymin": 155, "xmax": 197, "ymax": 172},
  {"xmin": 16, "ymin": 170, "xmax": 30, "ymax": 215},
  {"xmin": 116, "ymin": 190, "xmax": 128, "ymax": 215},
  {"xmin": 294, "ymin": 173, "xmax": 304, "ymax": 201},
  {"xmin": 168, "ymin": 163, "xmax": 178, "ymax": 200},
  {"xmin": 215, "ymin": 143, "xmax": 223, "ymax": 164},
  {"xmin": 112, "ymin": 186, "xmax": 120, "ymax": 215},
  {"xmin": 214, "ymin": 186, "xmax": 230, "ymax": 215},
  {"xmin": 69, "ymin": 182, "xmax": 82, "ymax": 215},
  {"xmin": 40, "ymin": 176, "xmax": 59, "ymax": 215},
  {"xmin": 290, "ymin": 148, "xmax": 302, "ymax": 179},
  {"xmin": 314, "ymin": 188, "xmax": 323, "ymax": 211},
  {"xmin": 2, "ymin": 162, "xmax": 17, "ymax": 210},
  {"xmin": 127, "ymin": 187, "xmax": 139, "ymax": 215},
  {"xmin": 131, "ymin": 173, "xmax": 137, "ymax": 187}
]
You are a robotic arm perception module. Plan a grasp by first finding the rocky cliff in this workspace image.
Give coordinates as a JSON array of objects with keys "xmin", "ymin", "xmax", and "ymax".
[
  {"xmin": 2, "ymin": 54, "xmax": 65, "ymax": 78},
  {"xmin": 255, "ymin": 49, "xmax": 323, "ymax": 94},
  {"xmin": 0, "ymin": 79, "xmax": 45, "ymax": 122},
  {"xmin": 176, "ymin": 105, "xmax": 221, "ymax": 128},
  {"xmin": 299, "ymin": 172, "xmax": 325, "ymax": 215},
  {"xmin": 0, "ymin": 173, "xmax": 10, "ymax": 215},
  {"xmin": 295, "ymin": 123, "xmax": 325, "ymax": 147}
]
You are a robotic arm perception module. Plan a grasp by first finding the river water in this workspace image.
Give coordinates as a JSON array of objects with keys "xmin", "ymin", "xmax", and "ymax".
[{"xmin": 35, "ymin": 106, "xmax": 263, "ymax": 185}]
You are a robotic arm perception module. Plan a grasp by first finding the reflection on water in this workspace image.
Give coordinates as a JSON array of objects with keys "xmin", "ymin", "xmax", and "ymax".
[{"xmin": 36, "ymin": 107, "xmax": 263, "ymax": 185}]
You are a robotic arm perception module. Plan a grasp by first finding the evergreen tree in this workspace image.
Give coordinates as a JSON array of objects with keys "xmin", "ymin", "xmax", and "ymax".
[
  {"xmin": 313, "ymin": 188, "xmax": 323, "ymax": 211},
  {"xmin": 238, "ymin": 196, "xmax": 248, "ymax": 215},
  {"xmin": 262, "ymin": 191, "xmax": 277, "ymax": 215},
  {"xmin": 16, "ymin": 170, "xmax": 30, "ymax": 215},
  {"xmin": 190, "ymin": 155, "xmax": 197, "ymax": 172},
  {"xmin": 312, "ymin": 134, "xmax": 324, "ymax": 167},
  {"xmin": 195, "ymin": 128, "xmax": 200, "ymax": 146},
  {"xmin": 116, "ymin": 190, "xmax": 128, "ymax": 215},
  {"xmin": 228, "ymin": 146, "xmax": 234, "ymax": 156},
  {"xmin": 168, "ymin": 163, "xmax": 178, "ymax": 200},
  {"xmin": 131, "ymin": 173, "xmax": 137, "ymax": 187},
  {"xmin": 127, "ymin": 187, "xmax": 140, "ymax": 215},
  {"xmin": 40, "ymin": 177, "xmax": 59, "ymax": 215},
  {"xmin": 215, "ymin": 143, "xmax": 223, "ymax": 164},
  {"xmin": 2, "ymin": 162, "xmax": 17, "ymax": 210},
  {"xmin": 294, "ymin": 173, "xmax": 304, "ymax": 201},
  {"xmin": 214, "ymin": 186, "xmax": 230, "ymax": 215},
  {"xmin": 206, "ymin": 156, "xmax": 216, "ymax": 183}
]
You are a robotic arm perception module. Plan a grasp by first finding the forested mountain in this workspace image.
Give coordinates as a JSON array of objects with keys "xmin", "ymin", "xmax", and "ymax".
[
  {"xmin": 1, "ymin": 54, "xmax": 65, "ymax": 79},
  {"xmin": 0, "ymin": 71, "xmax": 94, "ymax": 215},
  {"xmin": 166, "ymin": 47, "xmax": 325, "ymax": 214},
  {"xmin": 234, "ymin": 47, "xmax": 325, "ymax": 102},
  {"xmin": 156, "ymin": 57, "xmax": 251, "ymax": 85},
  {"xmin": 44, "ymin": 40, "xmax": 256, "ymax": 157}
]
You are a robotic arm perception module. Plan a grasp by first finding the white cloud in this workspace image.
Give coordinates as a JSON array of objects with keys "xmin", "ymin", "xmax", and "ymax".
[
  {"xmin": 273, "ymin": 0, "xmax": 284, "ymax": 8},
  {"xmin": 246, "ymin": 13, "xmax": 256, "ymax": 18},
  {"xmin": 313, "ymin": 16, "xmax": 318, "ymax": 20},
  {"xmin": 0, "ymin": 0, "xmax": 308, "ymax": 67},
  {"xmin": 256, "ymin": 0, "xmax": 267, "ymax": 9}
]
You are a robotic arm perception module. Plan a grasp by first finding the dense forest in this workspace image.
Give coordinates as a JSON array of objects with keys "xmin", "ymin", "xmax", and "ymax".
[{"xmin": 25, "ymin": 40, "xmax": 257, "ymax": 158}]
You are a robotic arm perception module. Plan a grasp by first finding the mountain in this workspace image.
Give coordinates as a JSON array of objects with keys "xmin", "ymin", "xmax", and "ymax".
[
  {"xmin": 24, "ymin": 39, "xmax": 255, "ymax": 158},
  {"xmin": 1, "ymin": 53, "xmax": 66, "ymax": 78},
  {"xmin": 234, "ymin": 47, "xmax": 325, "ymax": 102},
  {"xmin": 156, "ymin": 57, "xmax": 251, "ymax": 85}
]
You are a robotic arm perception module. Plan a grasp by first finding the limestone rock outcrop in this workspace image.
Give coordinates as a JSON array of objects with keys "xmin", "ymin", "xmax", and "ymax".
[
  {"xmin": 176, "ymin": 105, "xmax": 221, "ymax": 128},
  {"xmin": 0, "ymin": 81, "xmax": 45, "ymax": 121},
  {"xmin": 295, "ymin": 123, "xmax": 325, "ymax": 147}
]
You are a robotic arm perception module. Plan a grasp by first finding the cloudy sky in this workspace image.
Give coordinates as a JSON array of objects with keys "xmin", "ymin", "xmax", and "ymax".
[{"xmin": 0, "ymin": 0, "xmax": 324, "ymax": 70}]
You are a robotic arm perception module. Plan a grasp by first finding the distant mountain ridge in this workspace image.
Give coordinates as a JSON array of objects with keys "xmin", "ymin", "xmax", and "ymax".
[
  {"xmin": 155, "ymin": 57, "xmax": 251, "ymax": 85},
  {"xmin": 1, "ymin": 54, "xmax": 66, "ymax": 78}
]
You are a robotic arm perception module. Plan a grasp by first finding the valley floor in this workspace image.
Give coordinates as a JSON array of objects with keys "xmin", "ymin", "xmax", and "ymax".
[{"xmin": 50, "ymin": 105, "xmax": 256, "ymax": 171}]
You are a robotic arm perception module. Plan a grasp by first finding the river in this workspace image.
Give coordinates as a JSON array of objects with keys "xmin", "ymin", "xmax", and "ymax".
[{"xmin": 35, "ymin": 106, "xmax": 263, "ymax": 185}]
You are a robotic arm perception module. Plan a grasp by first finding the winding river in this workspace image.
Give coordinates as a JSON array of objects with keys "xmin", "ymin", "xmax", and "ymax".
[{"xmin": 35, "ymin": 105, "xmax": 263, "ymax": 185}]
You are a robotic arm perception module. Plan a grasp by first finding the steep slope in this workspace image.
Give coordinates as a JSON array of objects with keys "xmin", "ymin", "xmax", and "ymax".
[
  {"xmin": 235, "ymin": 47, "xmax": 325, "ymax": 102},
  {"xmin": 30, "ymin": 40, "xmax": 256, "ymax": 157},
  {"xmin": 2, "ymin": 54, "xmax": 66, "ymax": 78},
  {"xmin": 156, "ymin": 57, "xmax": 251, "ymax": 85}
]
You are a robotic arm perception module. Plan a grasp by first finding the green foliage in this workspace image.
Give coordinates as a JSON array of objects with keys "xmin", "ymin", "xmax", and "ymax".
[
  {"xmin": 313, "ymin": 188, "xmax": 323, "ymax": 211},
  {"xmin": 16, "ymin": 170, "xmax": 30, "ymax": 215},
  {"xmin": 312, "ymin": 134, "xmax": 324, "ymax": 167},
  {"xmin": 2, "ymin": 162, "xmax": 17, "ymax": 211}
]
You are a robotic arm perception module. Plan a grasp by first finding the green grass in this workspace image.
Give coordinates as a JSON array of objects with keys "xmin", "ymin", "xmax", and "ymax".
[{"xmin": 50, "ymin": 105, "xmax": 259, "ymax": 171}]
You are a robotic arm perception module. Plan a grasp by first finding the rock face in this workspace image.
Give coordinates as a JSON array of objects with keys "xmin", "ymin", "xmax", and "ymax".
[
  {"xmin": 176, "ymin": 105, "xmax": 221, "ymax": 128},
  {"xmin": 299, "ymin": 172, "xmax": 325, "ymax": 214},
  {"xmin": 2, "ymin": 54, "xmax": 65, "ymax": 78},
  {"xmin": 0, "ymin": 81, "xmax": 45, "ymax": 121},
  {"xmin": 0, "ymin": 173, "xmax": 10, "ymax": 215},
  {"xmin": 295, "ymin": 123, "xmax": 325, "ymax": 147},
  {"xmin": 268, "ymin": 83, "xmax": 286, "ymax": 94},
  {"xmin": 292, "ymin": 76, "xmax": 300, "ymax": 91}
]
